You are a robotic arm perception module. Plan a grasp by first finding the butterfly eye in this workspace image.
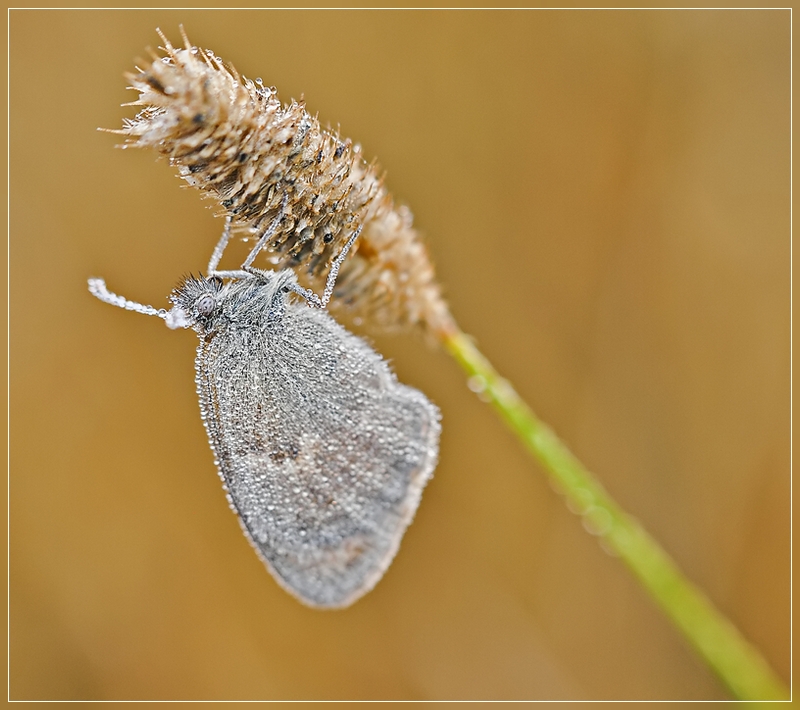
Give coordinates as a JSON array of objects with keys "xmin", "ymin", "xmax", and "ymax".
[{"xmin": 196, "ymin": 294, "xmax": 215, "ymax": 317}]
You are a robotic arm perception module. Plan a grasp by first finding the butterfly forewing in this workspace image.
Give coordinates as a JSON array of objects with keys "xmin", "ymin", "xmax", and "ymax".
[{"xmin": 195, "ymin": 296, "xmax": 440, "ymax": 608}]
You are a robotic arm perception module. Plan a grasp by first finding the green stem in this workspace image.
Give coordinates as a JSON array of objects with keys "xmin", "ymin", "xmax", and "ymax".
[{"xmin": 441, "ymin": 328, "xmax": 789, "ymax": 701}]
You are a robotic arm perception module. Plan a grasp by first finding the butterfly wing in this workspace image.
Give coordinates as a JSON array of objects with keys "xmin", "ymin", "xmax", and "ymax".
[{"xmin": 195, "ymin": 302, "xmax": 440, "ymax": 608}]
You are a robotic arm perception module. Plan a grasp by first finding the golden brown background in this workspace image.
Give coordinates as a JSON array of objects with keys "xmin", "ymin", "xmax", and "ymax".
[{"xmin": 10, "ymin": 8, "xmax": 790, "ymax": 701}]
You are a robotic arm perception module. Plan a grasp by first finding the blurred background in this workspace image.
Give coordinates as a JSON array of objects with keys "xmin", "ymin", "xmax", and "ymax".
[{"xmin": 9, "ymin": 8, "xmax": 790, "ymax": 701}]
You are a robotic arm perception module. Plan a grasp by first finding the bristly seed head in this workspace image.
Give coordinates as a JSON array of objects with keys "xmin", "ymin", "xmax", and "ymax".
[{"xmin": 116, "ymin": 28, "xmax": 455, "ymax": 337}]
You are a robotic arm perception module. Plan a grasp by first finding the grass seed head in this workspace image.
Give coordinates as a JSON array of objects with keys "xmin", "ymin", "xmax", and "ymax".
[{"xmin": 117, "ymin": 29, "xmax": 454, "ymax": 337}]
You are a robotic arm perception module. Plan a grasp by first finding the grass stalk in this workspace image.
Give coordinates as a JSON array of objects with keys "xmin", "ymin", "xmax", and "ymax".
[{"xmin": 442, "ymin": 328, "xmax": 789, "ymax": 702}]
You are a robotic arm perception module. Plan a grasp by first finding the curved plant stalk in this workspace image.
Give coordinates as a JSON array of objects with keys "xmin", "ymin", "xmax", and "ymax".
[
  {"xmin": 442, "ymin": 328, "xmax": 789, "ymax": 702},
  {"xmin": 117, "ymin": 31, "xmax": 788, "ymax": 702}
]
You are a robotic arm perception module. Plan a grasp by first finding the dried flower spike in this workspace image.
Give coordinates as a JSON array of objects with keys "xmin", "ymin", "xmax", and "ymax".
[{"xmin": 116, "ymin": 29, "xmax": 454, "ymax": 337}]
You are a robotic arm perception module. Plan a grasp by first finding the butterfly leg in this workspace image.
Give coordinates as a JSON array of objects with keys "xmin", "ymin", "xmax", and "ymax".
[
  {"xmin": 205, "ymin": 214, "xmax": 252, "ymax": 280},
  {"xmin": 241, "ymin": 193, "xmax": 289, "ymax": 271},
  {"xmin": 206, "ymin": 214, "xmax": 233, "ymax": 274},
  {"xmin": 283, "ymin": 225, "xmax": 362, "ymax": 309},
  {"xmin": 208, "ymin": 197, "xmax": 288, "ymax": 280}
]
